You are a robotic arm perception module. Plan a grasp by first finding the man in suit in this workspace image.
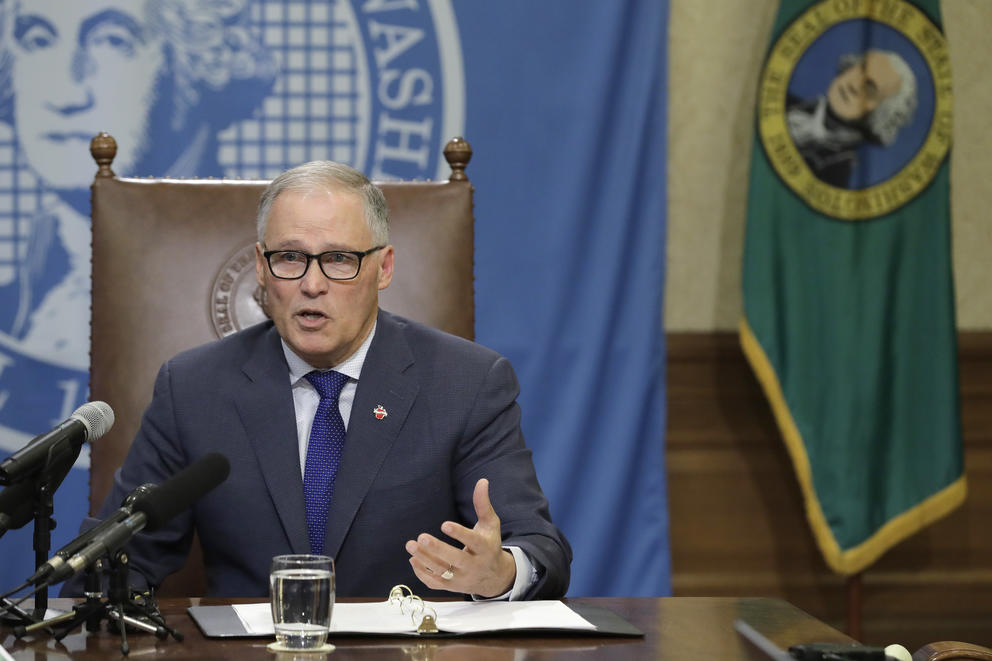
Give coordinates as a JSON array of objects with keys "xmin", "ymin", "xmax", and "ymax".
[{"xmin": 76, "ymin": 160, "xmax": 571, "ymax": 599}]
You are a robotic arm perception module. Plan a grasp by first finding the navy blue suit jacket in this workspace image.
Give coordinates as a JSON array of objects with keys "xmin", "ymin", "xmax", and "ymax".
[{"xmin": 80, "ymin": 310, "xmax": 570, "ymax": 598}]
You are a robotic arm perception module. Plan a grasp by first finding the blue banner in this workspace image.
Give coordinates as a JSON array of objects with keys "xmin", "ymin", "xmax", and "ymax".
[{"xmin": 0, "ymin": 0, "xmax": 669, "ymax": 597}]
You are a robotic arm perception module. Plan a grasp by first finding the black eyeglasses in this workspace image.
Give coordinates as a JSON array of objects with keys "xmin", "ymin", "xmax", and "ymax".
[{"xmin": 262, "ymin": 246, "xmax": 386, "ymax": 280}]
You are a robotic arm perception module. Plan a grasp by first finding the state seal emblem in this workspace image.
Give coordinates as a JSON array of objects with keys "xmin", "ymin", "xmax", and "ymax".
[{"xmin": 757, "ymin": 0, "xmax": 951, "ymax": 220}]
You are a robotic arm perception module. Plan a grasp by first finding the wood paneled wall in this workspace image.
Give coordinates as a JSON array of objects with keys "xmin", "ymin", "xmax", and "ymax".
[{"xmin": 667, "ymin": 331, "xmax": 992, "ymax": 650}]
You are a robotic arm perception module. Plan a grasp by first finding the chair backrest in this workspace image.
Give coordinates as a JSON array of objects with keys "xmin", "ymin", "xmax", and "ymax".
[
  {"xmin": 914, "ymin": 642, "xmax": 992, "ymax": 661},
  {"xmin": 87, "ymin": 133, "xmax": 474, "ymax": 594}
]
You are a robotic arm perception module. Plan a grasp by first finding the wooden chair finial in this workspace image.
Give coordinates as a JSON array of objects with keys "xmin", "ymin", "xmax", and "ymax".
[
  {"xmin": 443, "ymin": 137, "xmax": 472, "ymax": 182},
  {"xmin": 90, "ymin": 132, "xmax": 117, "ymax": 178}
]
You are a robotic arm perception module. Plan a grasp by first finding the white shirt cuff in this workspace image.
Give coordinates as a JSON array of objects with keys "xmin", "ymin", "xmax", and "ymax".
[{"xmin": 471, "ymin": 545, "xmax": 538, "ymax": 602}]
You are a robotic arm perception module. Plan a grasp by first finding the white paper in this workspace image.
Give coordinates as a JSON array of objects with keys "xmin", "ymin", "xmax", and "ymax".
[
  {"xmin": 233, "ymin": 602, "xmax": 277, "ymax": 635},
  {"xmin": 232, "ymin": 599, "xmax": 597, "ymax": 636}
]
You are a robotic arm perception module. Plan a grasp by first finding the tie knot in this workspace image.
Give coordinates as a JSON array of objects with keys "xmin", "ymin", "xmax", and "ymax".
[{"xmin": 305, "ymin": 370, "xmax": 349, "ymax": 401}]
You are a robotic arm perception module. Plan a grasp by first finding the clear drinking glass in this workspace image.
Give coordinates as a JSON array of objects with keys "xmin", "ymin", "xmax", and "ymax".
[{"xmin": 269, "ymin": 554, "xmax": 336, "ymax": 650}]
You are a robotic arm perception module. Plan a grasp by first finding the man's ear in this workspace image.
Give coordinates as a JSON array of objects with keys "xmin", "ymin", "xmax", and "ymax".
[
  {"xmin": 377, "ymin": 245, "xmax": 394, "ymax": 291},
  {"xmin": 255, "ymin": 243, "xmax": 266, "ymax": 287}
]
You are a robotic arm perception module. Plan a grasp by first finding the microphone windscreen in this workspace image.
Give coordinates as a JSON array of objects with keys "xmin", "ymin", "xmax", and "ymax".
[
  {"xmin": 133, "ymin": 453, "xmax": 230, "ymax": 532},
  {"xmin": 72, "ymin": 401, "xmax": 115, "ymax": 441},
  {"xmin": 121, "ymin": 483, "xmax": 156, "ymax": 508}
]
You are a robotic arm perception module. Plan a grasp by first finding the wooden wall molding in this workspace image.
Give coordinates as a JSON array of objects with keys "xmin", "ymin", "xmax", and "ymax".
[{"xmin": 667, "ymin": 331, "xmax": 992, "ymax": 649}]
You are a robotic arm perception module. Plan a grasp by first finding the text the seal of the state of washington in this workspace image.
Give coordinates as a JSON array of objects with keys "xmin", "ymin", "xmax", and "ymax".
[{"xmin": 758, "ymin": 0, "xmax": 951, "ymax": 220}]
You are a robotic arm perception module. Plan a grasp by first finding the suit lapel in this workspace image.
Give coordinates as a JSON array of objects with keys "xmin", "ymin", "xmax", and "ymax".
[
  {"xmin": 235, "ymin": 325, "xmax": 311, "ymax": 554},
  {"xmin": 324, "ymin": 311, "xmax": 419, "ymax": 560}
]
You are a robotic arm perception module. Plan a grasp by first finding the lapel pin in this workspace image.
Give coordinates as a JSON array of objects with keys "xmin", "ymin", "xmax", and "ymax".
[{"xmin": 373, "ymin": 404, "xmax": 388, "ymax": 420}]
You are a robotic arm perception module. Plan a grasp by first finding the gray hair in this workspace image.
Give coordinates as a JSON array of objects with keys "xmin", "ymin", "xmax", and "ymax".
[
  {"xmin": 147, "ymin": 0, "xmax": 276, "ymax": 130},
  {"xmin": 256, "ymin": 161, "xmax": 389, "ymax": 246},
  {"xmin": 838, "ymin": 50, "xmax": 917, "ymax": 146}
]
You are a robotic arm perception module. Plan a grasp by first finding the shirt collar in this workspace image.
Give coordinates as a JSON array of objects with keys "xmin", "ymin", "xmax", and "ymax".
[{"xmin": 282, "ymin": 320, "xmax": 377, "ymax": 384}]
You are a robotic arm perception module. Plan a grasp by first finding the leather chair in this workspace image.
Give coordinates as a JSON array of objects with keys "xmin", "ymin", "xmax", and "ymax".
[
  {"xmin": 86, "ymin": 133, "xmax": 475, "ymax": 595},
  {"xmin": 914, "ymin": 643, "xmax": 992, "ymax": 661}
]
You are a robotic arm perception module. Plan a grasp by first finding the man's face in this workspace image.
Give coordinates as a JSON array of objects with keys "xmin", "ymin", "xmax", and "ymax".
[
  {"xmin": 9, "ymin": 0, "xmax": 166, "ymax": 189},
  {"xmin": 827, "ymin": 51, "xmax": 902, "ymax": 122},
  {"xmin": 256, "ymin": 188, "xmax": 394, "ymax": 369}
]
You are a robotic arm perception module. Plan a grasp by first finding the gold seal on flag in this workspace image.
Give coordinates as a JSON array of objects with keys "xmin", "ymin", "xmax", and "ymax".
[{"xmin": 757, "ymin": 0, "xmax": 952, "ymax": 220}]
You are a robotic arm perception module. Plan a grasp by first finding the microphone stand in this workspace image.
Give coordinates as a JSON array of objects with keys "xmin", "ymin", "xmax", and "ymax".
[
  {"xmin": 2, "ymin": 440, "xmax": 79, "ymax": 620},
  {"xmin": 0, "ymin": 596, "xmax": 36, "ymax": 627},
  {"xmin": 14, "ymin": 553, "xmax": 182, "ymax": 656},
  {"xmin": 30, "ymin": 457, "xmax": 58, "ymax": 619}
]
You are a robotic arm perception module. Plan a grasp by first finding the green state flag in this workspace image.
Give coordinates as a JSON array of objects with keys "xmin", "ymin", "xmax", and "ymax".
[{"xmin": 741, "ymin": 0, "xmax": 964, "ymax": 575}]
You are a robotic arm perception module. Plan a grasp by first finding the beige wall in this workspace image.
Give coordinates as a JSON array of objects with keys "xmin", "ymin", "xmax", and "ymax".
[{"xmin": 666, "ymin": 0, "xmax": 992, "ymax": 331}]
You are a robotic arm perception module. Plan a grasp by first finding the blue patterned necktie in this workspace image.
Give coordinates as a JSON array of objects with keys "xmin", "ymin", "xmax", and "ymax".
[{"xmin": 303, "ymin": 370, "xmax": 350, "ymax": 555}]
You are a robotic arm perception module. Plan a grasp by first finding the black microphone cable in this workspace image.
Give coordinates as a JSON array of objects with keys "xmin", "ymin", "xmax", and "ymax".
[
  {"xmin": 0, "ymin": 580, "xmax": 31, "ymax": 602},
  {"xmin": 0, "ymin": 581, "xmax": 46, "ymax": 619}
]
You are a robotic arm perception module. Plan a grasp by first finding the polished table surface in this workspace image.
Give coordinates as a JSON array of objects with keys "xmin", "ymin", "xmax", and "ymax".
[{"xmin": 2, "ymin": 597, "xmax": 855, "ymax": 660}]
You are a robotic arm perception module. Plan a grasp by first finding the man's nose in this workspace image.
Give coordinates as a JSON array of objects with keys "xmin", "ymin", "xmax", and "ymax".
[
  {"xmin": 45, "ymin": 49, "xmax": 96, "ymax": 115},
  {"xmin": 299, "ymin": 262, "xmax": 329, "ymax": 295}
]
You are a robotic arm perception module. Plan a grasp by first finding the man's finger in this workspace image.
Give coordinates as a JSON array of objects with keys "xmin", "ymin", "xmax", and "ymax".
[
  {"xmin": 417, "ymin": 532, "xmax": 458, "ymax": 559},
  {"xmin": 408, "ymin": 556, "xmax": 447, "ymax": 591},
  {"xmin": 473, "ymin": 478, "xmax": 499, "ymax": 527},
  {"xmin": 439, "ymin": 520, "xmax": 476, "ymax": 547}
]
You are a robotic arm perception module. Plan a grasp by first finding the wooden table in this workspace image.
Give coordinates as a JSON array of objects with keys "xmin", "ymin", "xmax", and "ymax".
[{"xmin": 1, "ymin": 597, "xmax": 854, "ymax": 660}]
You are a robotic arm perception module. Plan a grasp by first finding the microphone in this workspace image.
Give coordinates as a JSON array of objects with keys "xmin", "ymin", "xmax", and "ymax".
[
  {"xmin": 43, "ymin": 453, "xmax": 231, "ymax": 586},
  {"xmin": 26, "ymin": 484, "xmax": 155, "ymax": 584},
  {"xmin": 0, "ymin": 451, "xmax": 79, "ymax": 537},
  {"xmin": 0, "ymin": 402, "xmax": 115, "ymax": 485},
  {"xmin": 0, "ymin": 480, "xmax": 36, "ymax": 537}
]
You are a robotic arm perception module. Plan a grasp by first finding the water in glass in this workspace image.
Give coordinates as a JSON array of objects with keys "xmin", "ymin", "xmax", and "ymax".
[{"xmin": 270, "ymin": 555, "xmax": 335, "ymax": 649}]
